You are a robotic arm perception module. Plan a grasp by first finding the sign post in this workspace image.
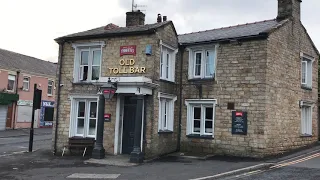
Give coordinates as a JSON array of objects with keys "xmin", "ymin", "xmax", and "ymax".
[{"xmin": 29, "ymin": 84, "xmax": 42, "ymax": 152}]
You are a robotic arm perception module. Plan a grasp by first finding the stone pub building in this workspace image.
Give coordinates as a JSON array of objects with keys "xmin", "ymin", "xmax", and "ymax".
[{"xmin": 53, "ymin": 0, "xmax": 319, "ymax": 161}]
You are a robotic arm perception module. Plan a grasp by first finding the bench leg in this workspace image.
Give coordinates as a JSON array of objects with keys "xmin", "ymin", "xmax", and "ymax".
[
  {"xmin": 62, "ymin": 147, "xmax": 66, "ymax": 157},
  {"xmin": 83, "ymin": 147, "xmax": 87, "ymax": 157}
]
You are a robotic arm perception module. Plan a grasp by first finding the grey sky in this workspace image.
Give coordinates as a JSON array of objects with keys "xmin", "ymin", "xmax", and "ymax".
[{"xmin": 0, "ymin": 0, "xmax": 318, "ymax": 62}]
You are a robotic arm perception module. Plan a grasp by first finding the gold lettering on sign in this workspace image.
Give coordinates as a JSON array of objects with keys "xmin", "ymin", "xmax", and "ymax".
[{"xmin": 109, "ymin": 59, "xmax": 146, "ymax": 74}]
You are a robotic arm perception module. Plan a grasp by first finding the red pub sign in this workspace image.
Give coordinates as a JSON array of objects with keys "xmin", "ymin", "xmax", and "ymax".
[{"xmin": 120, "ymin": 45, "xmax": 136, "ymax": 56}]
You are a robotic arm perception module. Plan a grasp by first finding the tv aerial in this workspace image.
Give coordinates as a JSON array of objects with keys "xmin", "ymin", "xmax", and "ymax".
[{"xmin": 132, "ymin": 0, "xmax": 147, "ymax": 12}]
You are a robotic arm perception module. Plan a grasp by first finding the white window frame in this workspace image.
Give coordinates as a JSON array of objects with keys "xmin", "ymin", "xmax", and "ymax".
[
  {"xmin": 185, "ymin": 99, "xmax": 216, "ymax": 136},
  {"xmin": 7, "ymin": 74, "xmax": 16, "ymax": 92},
  {"xmin": 160, "ymin": 41, "xmax": 178, "ymax": 82},
  {"xmin": 23, "ymin": 76, "xmax": 30, "ymax": 91},
  {"xmin": 300, "ymin": 53, "xmax": 315, "ymax": 89},
  {"xmin": 158, "ymin": 92, "xmax": 177, "ymax": 132},
  {"xmin": 72, "ymin": 42, "xmax": 105, "ymax": 83},
  {"xmin": 187, "ymin": 45, "xmax": 218, "ymax": 80},
  {"xmin": 47, "ymin": 80, "xmax": 54, "ymax": 96},
  {"xmin": 300, "ymin": 100, "xmax": 314, "ymax": 136},
  {"xmin": 69, "ymin": 95, "xmax": 99, "ymax": 139}
]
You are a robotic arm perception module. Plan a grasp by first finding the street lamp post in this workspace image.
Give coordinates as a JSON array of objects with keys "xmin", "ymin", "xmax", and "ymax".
[{"xmin": 92, "ymin": 79, "xmax": 117, "ymax": 159}]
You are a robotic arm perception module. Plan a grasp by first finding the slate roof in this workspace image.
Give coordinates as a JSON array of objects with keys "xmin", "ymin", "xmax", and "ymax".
[
  {"xmin": 0, "ymin": 48, "xmax": 57, "ymax": 77},
  {"xmin": 55, "ymin": 21, "xmax": 173, "ymax": 42},
  {"xmin": 178, "ymin": 19, "xmax": 287, "ymax": 45}
]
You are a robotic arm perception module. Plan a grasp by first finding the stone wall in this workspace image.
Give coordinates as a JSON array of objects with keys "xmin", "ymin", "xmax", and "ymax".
[
  {"xmin": 179, "ymin": 39, "xmax": 269, "ymax": 157},
  {"xmin": 143, "ymin": 23, "xmax": 180, "ymax": 159},
  {"xmin": 264, "ymin": 19, "xmax": 319, "ymax": 155}
]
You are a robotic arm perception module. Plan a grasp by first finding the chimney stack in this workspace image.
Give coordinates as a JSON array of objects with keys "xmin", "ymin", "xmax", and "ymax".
[
  {"xmin": 277, "ymin": 0, "xmax": 302, "ymax": 21},
  {"xmin": 163, "ymin": 16, "xmax": 167, "ymax": 22},
  {"xmin": 126, "ymin": 10, "xmax": 145, "ymax": 27},
  {"xmin": 157, "ymin": 14, "xmax": 162, "ymax": 23}
]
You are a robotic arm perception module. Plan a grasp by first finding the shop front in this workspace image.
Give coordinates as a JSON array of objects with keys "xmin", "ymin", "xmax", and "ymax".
[{"xmin": 0, "ymin": 92, "xmax": 19, "ymax": 130}]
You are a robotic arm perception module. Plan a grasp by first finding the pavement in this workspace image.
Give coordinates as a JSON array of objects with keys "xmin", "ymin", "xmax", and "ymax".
[{"xmin": 0, "ymin": 128, "xmax": 52, "ymax": 138}]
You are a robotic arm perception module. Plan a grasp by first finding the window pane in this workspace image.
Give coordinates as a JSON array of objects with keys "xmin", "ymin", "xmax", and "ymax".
[
  {"xmin": 47, "ymin": 87, "xmax": 52, "ymax": 94},
  {"xmin": 23, "ymin": 82, "xmax": 29, "ymax": 90},
  {"xmin": 164, "ymin": 101, "xmax": 167, "ymax": 128},
  {"xmin": 81, "ymin": 51, "xmax": 89, "ymax": 65},
  {"xmin": 91, "ymin": 66, "xmax": 100, "ymax": 80},
  {"xmin": 7, "ymin": 80, "xmax": 15, "ymax": 90},
  {"xmin": 93, "ymin": 50, "xmax": 101, "ymax": 65},
  {"xmin": 205, "ymin": 120, "xmax": 213, "ymax": 133},
  {"xmin": 8, "ymin": 75, "xmax": 16, "ymax": 80},
  {"xmin": 194, "ymin": 120, "xmax": 200, "ymax": 133},
  {"xmin": 205, "ymin": 107, "xmax": 213, "ymax": 119},
  {"xmin": 166, "ymin": 53, "xmax": 169, "ymax": 79},
  {"xmin": 82, "ymin": 66, "xmax": 88, "ymax": 80},
  {"xmin": 206, "ymin": 51, "xmax": 215, "ymax": 76},
  {"xmin": 195, "ymin": 53, "xmax": 202, "ymax": 76},
  {"xmin": 90, "ymin": 102, "xmax": 97, "ymax": 118},
  {"xmin": 78, "ymin": 102, "xmax": 85, "ymax": 117},
  {"xmin": 301, "ymin": 61, "xmax": 306, "ymax": 84},
  {"xmin": 23, "ymin": 77, "xmax": 29, "ymax": 82},
  {"xmin": 88, "ymin": 119, "xmax": 97, "ymax": 135},
  {"xmin": 77, "ymin": 118, "xmax": 84, "ymax": 135},
  {"xmin": 194, "ymin": 107, "xmax": 201, "ymax": 119}
]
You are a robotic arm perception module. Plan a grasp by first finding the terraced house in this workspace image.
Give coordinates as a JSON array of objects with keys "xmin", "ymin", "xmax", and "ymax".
[{"xmin": 53, "ymin": 0, "xmax": 319, "ymax": 161}]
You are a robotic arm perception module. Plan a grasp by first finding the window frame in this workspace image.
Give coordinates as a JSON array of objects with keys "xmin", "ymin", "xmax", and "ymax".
[
  {"xmin": 187, "ymin": 45, "xmax": 218, "ymax": 80},
  {"xmin": 69, "ymin": 96, "xmax": 99, "ymax": 139},
  {"xmin": 185, "ymin": 99, "xmax": 216, "ymax": 137},
  {"xmin": 300, "ymin": 53, "xmax": 315, "ymax": 89},
  {"xmin": 159, "ymin": 41, "xmax": 178, "ymax": 82},
  {"xmin": 158, "ymin": 92, "xmax": 177, "ymax": 132},
  {"xmin": 7, "ymin": 74, "xmax": 16, "ymax": 92},
  {"xmin": 72, "ymin": 42, "xmax": 105, "ymax": 83},
  {"xmin": 47, "ymin": 80, "xmax": 54, "ymax": 96},
  {"xmin": 22, "ymin": 76, "xmax": 30, "ymax": 91},
  {"xmin": 300, "ymin": 101, "xmax": 314, "ymax": 136}
]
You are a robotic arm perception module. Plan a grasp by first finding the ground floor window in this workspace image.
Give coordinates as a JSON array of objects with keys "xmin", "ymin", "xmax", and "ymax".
[
  {"xmin": 185, "ymin": 99, "xmax": 216, "ymax": 136},
  {"xmin": 301, "ymin": 103, "xmax": 313, "ymax": 136},
  {"xmin": 158, "ymin": 92, "xmax": 177, "ymax": 132},
  {"xmin": 69, "ymin": 98, "xmax": 98, "ymax": 138}
]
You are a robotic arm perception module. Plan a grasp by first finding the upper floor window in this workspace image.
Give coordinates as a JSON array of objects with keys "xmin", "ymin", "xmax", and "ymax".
[
  {"xmin": 72, "ymin": 42, "xmax": 105, "ymax": 82},
  {"xmin": 23, "ymin": 77, "xmax": 30, "ymax": 91},
  {"xmin": 187, "ymin": 45, "xmax": 217, "ymax": 79},
  {"xmin": 48, "ymin": 80, "xmax": 54, "ymax": 96},
  {"xmin": 7, "ymin": 75, "xmax": 16, "ymax": 92},
  {"xmin": 301, "ymin": 53, "xmax": 314, "ymax": 89},
  {"xmin": 160, "ymin": 42, "xmax": 177, "ymax": 82}
]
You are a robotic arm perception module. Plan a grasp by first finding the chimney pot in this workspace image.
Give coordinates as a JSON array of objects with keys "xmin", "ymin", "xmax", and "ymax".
[
  {"xmin": 157, "ymin": 14, "xmax": 162, "ymax": 23},
  {"xmin": 163, "ymin": 16, "xmax": 167, "ymax": 21}
]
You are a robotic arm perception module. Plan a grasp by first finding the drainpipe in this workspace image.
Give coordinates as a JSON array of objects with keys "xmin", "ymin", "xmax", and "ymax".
[
  {"xmin": 177, "ymin": 45, "xmax": 185, "ymax": 152},
  {"xmin": 12, "ymin": 70, "xmax": 20, "ymax": 129},
  {"xmin": 53, "ymin": 41, "xmax": 64, "ymax": 155}
]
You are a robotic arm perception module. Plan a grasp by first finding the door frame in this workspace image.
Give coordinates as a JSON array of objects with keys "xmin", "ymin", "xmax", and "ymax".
[{"xmin": 114, "ymin": 94, "xmax": 144, "ymax": 155}]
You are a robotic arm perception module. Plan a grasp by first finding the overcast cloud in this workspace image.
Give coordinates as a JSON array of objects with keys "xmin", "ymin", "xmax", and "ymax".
[{"xmin": 0, "ymin": 0, "xmax": 319, "ymax": 62}]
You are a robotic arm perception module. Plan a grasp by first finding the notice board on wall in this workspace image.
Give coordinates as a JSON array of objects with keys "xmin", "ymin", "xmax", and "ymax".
[{"xmin": 231, "ymin": 111, "xmax": 248, "ymax": 135}]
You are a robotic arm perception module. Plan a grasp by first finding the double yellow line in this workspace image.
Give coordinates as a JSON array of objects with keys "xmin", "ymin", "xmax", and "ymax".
[{"xmin": 270, "ymin": 153, "xmax": 320, "ymax": 169}]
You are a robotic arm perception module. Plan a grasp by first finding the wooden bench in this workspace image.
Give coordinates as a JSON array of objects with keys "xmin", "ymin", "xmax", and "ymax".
[{"xmin": 62, "ymin": 137, "xmax": 95, "ymax": 157}]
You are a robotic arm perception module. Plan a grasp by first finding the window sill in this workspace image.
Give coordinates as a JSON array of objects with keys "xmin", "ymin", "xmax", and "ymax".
[
  {"xmin": 300, "ymin": 134, "xmax": 312, "ymax": 137},
  {"xmin": 159, "ymin": 79, "xmax": 175, "ymax": 84},
  {"xmin": 301, "ymin": 85, "xmax": 312, "ymax": 91},
  {"xmin": 188, "ymin": 78, "xmax": 215, "ymax": 82},
  {"xmin": 187, "ymin": 134, "xmax": 214, "ymax": 139},
  {"xmin": 47, "ymin": 94, "xmax": 53, "ymax": 97},
  {"xmin": 158, "ymin": 130, "xmax": 173, "ymax": 134},
  {"xmin": 73, "ymin": 81, "xmax": 95, "ymax": 85}
]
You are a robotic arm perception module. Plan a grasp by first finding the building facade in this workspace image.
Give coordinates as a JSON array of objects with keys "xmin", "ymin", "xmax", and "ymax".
[
  {"xmin": 0, "ymin": 49, "xmax": 56, "ymax": 130},
  {"xmin": 53, "ymin": 0, "xmax": 319, "ymax": 159}
]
